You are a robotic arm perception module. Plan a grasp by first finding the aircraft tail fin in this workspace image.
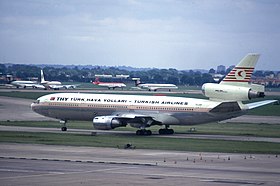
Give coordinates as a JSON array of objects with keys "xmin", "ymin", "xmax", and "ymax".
[
  {"xmin": 93, "ymin": 77, "xmax": 100, "ymax": 85},
  {"xmin": 132, "ymin": 78, "xmax": 141, "ymax": 86},
  {"xmin": 220, "ymin": 53, "xmax": 260, "ymax": 85},
  {"xmin": 40, "ymin": 70, "xmax": 45, "ymax": 83}
]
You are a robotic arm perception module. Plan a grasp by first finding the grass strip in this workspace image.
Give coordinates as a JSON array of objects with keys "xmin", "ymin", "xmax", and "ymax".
[
  {"xmin": 0, "ymin": 131, "xmax": 280, "ymax": 154},
  {"xmin": 1, "ymin": 121, "xmax": 279, "ymax": 138}
]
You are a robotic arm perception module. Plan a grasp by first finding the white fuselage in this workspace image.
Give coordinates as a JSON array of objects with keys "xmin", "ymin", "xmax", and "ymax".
[
  {"xmin": 42, "ymin": 81, "xmax": 62, "ymax": 85},
  {"xmin": 31, "ymin": 93, "xmax": 247, "ymax": 126},
  {"xmin": 93, "ymin": 82, "xmax": 126, "ymax": 89},
  {"xmin": 10, "ymin": 81, "xmax": 41, "ymax": 88},
  {"xmin": 137, "ymin": 83, "xmax": 178, "ymax": 91},
  {"xmin": 41, "ymin": 80, "xmax": 61, "ymax": 88}
]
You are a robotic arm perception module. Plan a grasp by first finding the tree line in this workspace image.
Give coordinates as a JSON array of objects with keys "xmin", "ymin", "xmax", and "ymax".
[{"xmin": 0, "ymin": 63, "xmax": 278, "ymax": 87}]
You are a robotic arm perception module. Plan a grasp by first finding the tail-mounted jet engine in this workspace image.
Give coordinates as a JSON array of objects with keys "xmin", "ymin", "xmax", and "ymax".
[{"xmin": 202, "ymin": 83, "xmax": 265, "ymax": 101}]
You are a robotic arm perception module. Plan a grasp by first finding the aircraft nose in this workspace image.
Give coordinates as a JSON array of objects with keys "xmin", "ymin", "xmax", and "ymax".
[
  {"xmin": 31, "ymin": 103, "xmax": 35, "ymax": 111},
  {"xmin": 31, "ymin": 101, "xmax": 39, "ymax": 112}
]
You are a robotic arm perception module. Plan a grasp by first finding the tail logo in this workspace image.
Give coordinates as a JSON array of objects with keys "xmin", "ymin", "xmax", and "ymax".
[
  {"xmin": 236, "ymin": 69, "xmax": 246, "ymax": 80},
  {"xmin": 223, "ymin": 67, "xmax": 254, "ymax": 82}
]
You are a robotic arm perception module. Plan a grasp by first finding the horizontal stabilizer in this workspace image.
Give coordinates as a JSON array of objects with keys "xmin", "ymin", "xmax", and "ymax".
[{"xmin": 246, "ymin": 100, "xmax": 277, "ymax": 109}]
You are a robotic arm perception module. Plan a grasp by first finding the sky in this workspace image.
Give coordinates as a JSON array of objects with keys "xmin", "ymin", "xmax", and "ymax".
[{"xmin": 0, "ymin": 0, "xmax": 279, "ymax": 70}]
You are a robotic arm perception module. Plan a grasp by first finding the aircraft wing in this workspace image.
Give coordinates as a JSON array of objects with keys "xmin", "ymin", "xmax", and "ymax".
[
  {"xmin": 246, "ymin": 100, "xmax": 278, "ymax": 109},
  {"xmin": 13, "ymin": 83, "xmax": 41, "ymax": 88},
  {"xmin": 48, "ymin": 85, "xmax": 62, "ymax": 89},
  {"xmin": 113, "ymin": 112, "xmax": 150, "ymax": 118},
  {"xmin": 107, "ymin": 84, "xmax": 125, "ymax": 88},
  {"xmin": 94, "ymin": 112, "xmax": 161, "ymax": 127},
  {"xmin": 48, "ymin": 84, "xmax": 78, "ymax": 89},
  {"xmin": 63, "ymin": 84, "xmax": 79, "ymax": 89},
  {"xmin": 32, "ymin": 84, "xmax": 46, "ymax": 89},
  {"xmin": 107, "ymin": 85, "xmax": 118, "ymax": 88},
  {"xmin": 20, "ymin": 84, "xmax": 36, "ymax": 88},
  {"xmin": 16, "ymin": 84, "xmax": 28, "ymax": 88},
  {"xmin": 148, "ymin": 87, "xmax": 158, "ymax": 91}
]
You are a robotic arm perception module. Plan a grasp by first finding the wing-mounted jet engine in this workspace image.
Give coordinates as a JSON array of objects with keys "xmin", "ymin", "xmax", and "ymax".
[{"xmin": 93, "ymin": 116, "xmax": 127, "ymax": 130}]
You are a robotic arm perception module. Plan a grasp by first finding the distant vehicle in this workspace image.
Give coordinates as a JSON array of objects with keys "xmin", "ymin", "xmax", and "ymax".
[
  {"xmin": 8, "ymin": 80, "xmax": 44, "ymax": 89},
  {"xmin": 31, "ymin": 53, "xmax": 276, "ymax": 135},
  {"xmin": 40, "ymin": 70, "xmax": 77, "ymax": 90},
  {"xmin": 132, "ymin": 78, "xmax": 178, "ymax": 91},
  {"xmin": 92, "ymin": 77, "xmax": 126, "ymax": 90}
]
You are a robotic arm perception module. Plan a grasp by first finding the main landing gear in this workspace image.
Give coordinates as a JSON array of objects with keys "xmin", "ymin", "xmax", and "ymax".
[
  {"xmin": 158, "ymin": 125, "xmax": 174, "ymax": 135},
  {"xmin": 136, "ymin": 129, "xmax": 152, "ymax": 136},
  {"xmin": 135, "ymin": 125, "xmax": 174, "ymax": 136},
  {"xmin": 60, "ymin": 120, "xmax": 67, "ymax": 131}
]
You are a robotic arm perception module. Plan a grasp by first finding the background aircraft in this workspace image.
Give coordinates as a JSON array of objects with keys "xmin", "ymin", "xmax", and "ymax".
[
  {"xmin": 8, "ymin": 80, "xmax": 44, "ymax": 89},
  {"xmin": 132, "ymin": 78, "xmax": 178, "ymax": 91},
  {"xmin": 92, "ymin": 77, "xmax": 126, "ymax": 90},
  {"xmin": 40, "ymin": 70, "xmax": 77, "ymax": 90},
  {"xmin": 31, "ymin": 54, "xmax": 276, "ymax": 135}
]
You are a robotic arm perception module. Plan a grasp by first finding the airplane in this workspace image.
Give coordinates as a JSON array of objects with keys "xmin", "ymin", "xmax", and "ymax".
[
  {"xmin": 8, "ymin": 80, "xmax": 44, "ymax": 89},
  {"xmin": 132, "ymin": 78, "xmax": 178, "ymax": 91},
  {"xmin": 92, "ymin": 77, "xmax": 126, "ymax": 90},
  {"xmin": 31, "ymin": 53, "xmax": 277, "ymax": 135},
  {"xmin": 40, "ymin": 70, "xmax": 77, "ymax": 90}
]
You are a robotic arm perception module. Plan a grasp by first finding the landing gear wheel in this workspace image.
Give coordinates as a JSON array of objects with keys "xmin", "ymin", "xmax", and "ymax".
[
  {"xmin": 145, "ymin": 130, "xmax": 152, "ymax": 135},
  {"xmin": 136, "ymin": 129, "xmax": 152, "ymax": 136},
  {"xmin": 136, "ymin": 130, "xmax": 142, "ymax": 135},
  {"xmin": 60, "ymin": 120, "xmax": 67, "ymax": 132},
  {"xmin": 61, "ymin": 126, "xmax": 67, "ymax": 131},
  {"xmin": 169, "ymin": 129, "xmax": 174, "ymax": 134}
]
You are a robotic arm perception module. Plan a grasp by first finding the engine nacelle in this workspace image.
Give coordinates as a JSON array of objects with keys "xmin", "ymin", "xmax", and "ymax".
[
  {"xmin": 202, "ymin": 83, "xmax": 264, "ymax": 101},
  {"xmin": 93, "ymin": 116, "xmax": 126, "ymax": 130}
]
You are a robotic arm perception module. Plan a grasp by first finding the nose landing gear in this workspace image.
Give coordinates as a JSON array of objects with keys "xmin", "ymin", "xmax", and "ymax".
[{"xmin": 60, "ymin": 120, "xmax": 67, "ymax": 131}]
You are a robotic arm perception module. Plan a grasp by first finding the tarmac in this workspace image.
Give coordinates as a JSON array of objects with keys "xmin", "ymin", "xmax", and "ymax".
[
  {"xmin": 0, "ymin": 143, "xmax": 279, "ymax": 186},
  {"xmin": 0, "ymin": 96, "xmax": 56, "ymax": 121}
]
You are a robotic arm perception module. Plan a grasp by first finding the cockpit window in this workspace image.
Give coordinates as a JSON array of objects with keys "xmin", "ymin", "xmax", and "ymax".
[{"xmin": 34, "ymin": 100, "xmax": 40, "ymax": 104}]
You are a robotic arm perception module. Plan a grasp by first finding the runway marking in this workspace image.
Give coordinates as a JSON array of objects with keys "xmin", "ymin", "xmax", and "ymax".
[
  {"xmin": 1, "ymin": 155, "xmax": 280, "ymax": 184},
  {"xmin": 0, "ymin": 156, "xmax": 155, "ymax": 166},
  {"xmin": 106, "ymin": 168, "xmax": 280, "ymax": 183},
  {"xmin": 0, "ymin": 158, "xmax": 139, "ymax": 180},
  {"xmin": 0, "ymin": 171, "xmax": 65, "ymax": 180},
  {"xmin": 0, "ymin": 168, "xmax": 51, "ymax": 173},
  {"xmin": 113, "ymin": 171, "xmax": 268, "ymax": 184},
  {"xmin": 1, "ymin": 165, "xmax": 279, "ymax": 184},
  {"xmin": 200, "ymin": 179, "xmax": 264, "ymax": 185},
  {"xmin": 0, "ymin": 166, "xmax": 138, "ymax": 180}
]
